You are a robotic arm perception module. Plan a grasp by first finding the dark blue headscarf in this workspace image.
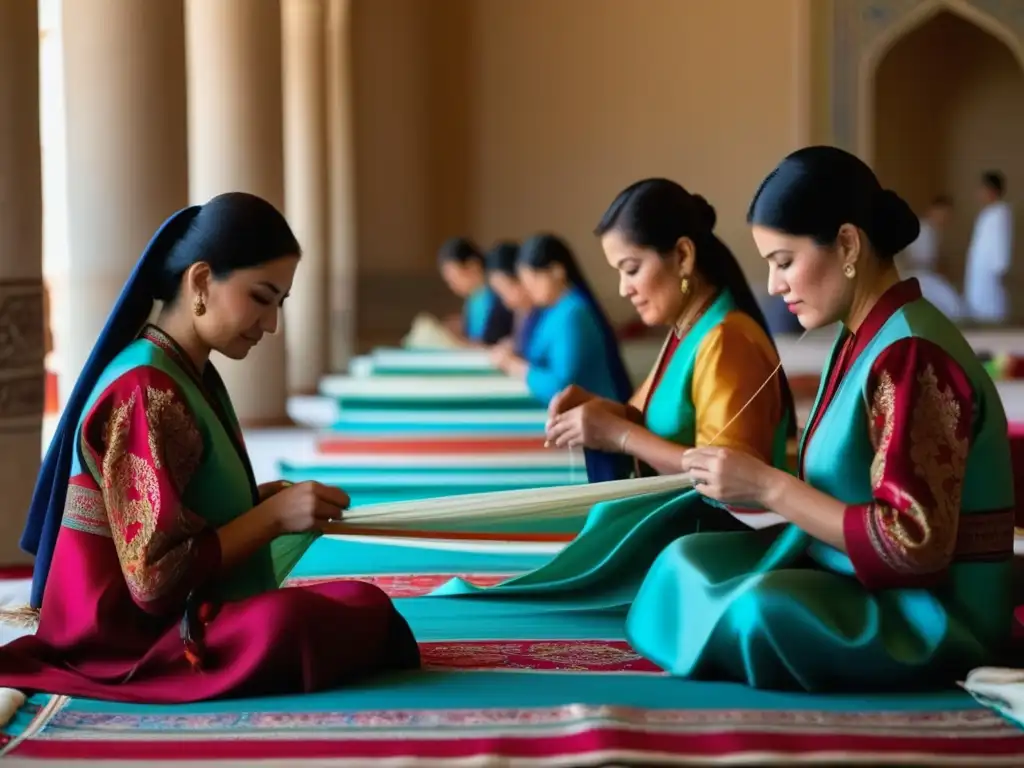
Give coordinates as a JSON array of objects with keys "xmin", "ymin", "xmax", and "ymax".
[
  {"xmin": 23, "ymin": 192, "xmax": 300, "ymax": 609},
  {"xmin": 21, "ymin": 206, "xmax": 201, "ymax": 608}
]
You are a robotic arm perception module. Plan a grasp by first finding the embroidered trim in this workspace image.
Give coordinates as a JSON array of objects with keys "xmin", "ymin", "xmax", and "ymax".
[
  {"xmin": 140, "ymin": 326, "xmax": 204, "ymax": 389},
  {"xmin": 61, "ymin": 482, "xmax": 110, "ymax": 538}
]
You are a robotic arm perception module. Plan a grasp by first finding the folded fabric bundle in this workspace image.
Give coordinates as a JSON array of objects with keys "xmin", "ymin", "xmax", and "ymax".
[{"xmin": 961, "ymin": 667, "xmax": 1024, "ymax": 730}]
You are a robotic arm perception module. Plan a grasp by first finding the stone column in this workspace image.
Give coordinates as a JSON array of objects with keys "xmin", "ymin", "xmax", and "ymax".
[
  {"xmin": 61, "ymin": 0, "xmax": 189, "ymax": 399},
  {"xmin": 283, "ymin": 0, "xmax": 329, "ymax": 393},
  {"xmin": 0, "ymin": 0, "xmax": 44, "ymax": 564},
  {"xmin": 326, "ymin": 0, "xmax": 357, "ymax": 369},
  {"xmin": 186, "ymin": 0, "xmax": 289, "ymax": 424}
]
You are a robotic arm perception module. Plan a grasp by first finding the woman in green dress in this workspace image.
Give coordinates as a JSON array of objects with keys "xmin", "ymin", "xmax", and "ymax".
[
  {"xmin": 432, "ymin": 180, "xmax": 796, "ymax": 604},
  {"xmin": 628, "ymin": 146, "xmax": 1016, "ymax": 692}
]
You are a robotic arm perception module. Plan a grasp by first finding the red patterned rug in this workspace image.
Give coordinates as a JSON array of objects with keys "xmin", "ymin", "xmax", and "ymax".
[
  {"xmin": 8, "ymin": 571, "xmax": 1024, "ymax": 765},
  {"xmin": 285, "ymin": 572, "xmax": 513, "ymax": 596}
]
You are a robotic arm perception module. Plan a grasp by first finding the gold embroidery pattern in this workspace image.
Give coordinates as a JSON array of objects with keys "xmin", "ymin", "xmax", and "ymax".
[
  {"xmin": 869, "ymin": 364, "xmax": 968, "ymax": 574},
  {"xmin": 421, "ymin": 640, "xmax": 656, "ymax": 672},
  {"xmin": 102, "ymin": 389, "xmax": 199, "ymax": 604},
  {"xmin": 61, "ymin": 483, "xmax": 111, "ymax": 538},
  {"xmin": 868, "ymin": 370, "xmax": 895, "ymax": 489},
  {"xmin": 144, "ymin": 385, "xmax": 202, "ymax": 496}
]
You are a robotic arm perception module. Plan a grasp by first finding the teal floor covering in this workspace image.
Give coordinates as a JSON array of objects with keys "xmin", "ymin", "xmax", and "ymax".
[{"xmin": 5, "ymin": 536, "xmax": 997, "ymax": 747}]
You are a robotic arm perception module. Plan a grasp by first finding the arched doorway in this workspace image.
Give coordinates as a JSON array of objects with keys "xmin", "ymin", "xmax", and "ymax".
[{"xmin": 871, "ymin": 9, "xmax": 1024, "ymax": 316}]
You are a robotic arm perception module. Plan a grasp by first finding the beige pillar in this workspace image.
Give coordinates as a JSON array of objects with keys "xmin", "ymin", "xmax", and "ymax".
[
  {"xmin": 186, "ymin": 0, "xmax": 289, "ymax": 424},
  {"xmin": 61, "ymin": 0, "xmax": 189, "ymax": 398},
  {"xmin": 283, "ymin": 0, "xmax": 329, "ymax": 393},
  {"xmin": 326, "ymin": 0, "xmax": 357, "ymax": 369},
  {"xmin": 0, "ymin": 0, "xmax": 44, "ymax": 564}
]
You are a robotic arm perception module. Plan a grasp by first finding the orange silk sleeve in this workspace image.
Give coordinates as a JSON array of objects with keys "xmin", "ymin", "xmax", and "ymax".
[
  {"xmin": 80, "ymin": 365, "xmax": 221, "ymax": 615},
  {"xmin": 842, "ymin": 338, "xmax": 975, "ymax": 590},
  {"xmin": 691, "ymin": 312, "xmax": 783, "ymax": 464}
]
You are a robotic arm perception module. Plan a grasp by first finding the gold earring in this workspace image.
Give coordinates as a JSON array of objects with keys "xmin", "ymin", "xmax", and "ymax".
[
  {"xmin": 843, "ymin": 264, "xmax": 856, "ymax": 280},
  {"xmin": 193, "ymin": 295, "xmax": 206, "ymax": 316},
  {"xmin": 680, "ymin": 277, "xmax": 690, "ymax": 295}
]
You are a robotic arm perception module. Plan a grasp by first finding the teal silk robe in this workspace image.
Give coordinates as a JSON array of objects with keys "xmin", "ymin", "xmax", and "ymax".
[
  {"xmin": 432, "ymin": 291, "xmax": 791, "ymax": 606},
  {"xmin": 523, "ymin": 287, "xmax": 622, "ymax": 404},
  {"xmin": 626, "ymin": 280, "xmax": 1016, "ymax": 692}
]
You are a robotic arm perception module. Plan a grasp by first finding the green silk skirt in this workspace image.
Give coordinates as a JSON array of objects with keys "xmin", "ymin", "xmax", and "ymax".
[
  {"xmin": 431, "ymin": 488, "xmax": 747, "ymax": 607},
  {"xmin": 625, "ymin": 525, "xmax": 1014, "ymax": 692}
]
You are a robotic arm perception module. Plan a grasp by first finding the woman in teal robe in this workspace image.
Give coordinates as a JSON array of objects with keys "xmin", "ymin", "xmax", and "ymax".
[
  {"xmin": 437, "ymin": 237, "xmax": 513, "ymax": 345},
  {"xmin": 434, "ymin": 182, "xmax": 796, "ymax": 605},
  {"xmin": 489, "ymin": 233, "xmax": 634, "ymax": 482},
  {"xmin": 631, "ymin": 146, "xmax": 1015, "ymax": 692}
]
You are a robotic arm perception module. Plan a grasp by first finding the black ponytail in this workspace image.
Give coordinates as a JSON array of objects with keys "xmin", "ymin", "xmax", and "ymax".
[
  {"xmin": 437, "ymin": 237, "xmax": 484, "ymax": 269},
  {"xmin": 484, "ymin": 241, "xmax": 520, "ymax": 276},
  {"xmin": 747, "ymin": 146, "xmax": 919, "ymax": 262}
]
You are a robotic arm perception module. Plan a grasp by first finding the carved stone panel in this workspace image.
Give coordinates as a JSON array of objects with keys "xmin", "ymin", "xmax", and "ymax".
[
  {"xmin": 0, "ymin": 279, "xmax": 45, "ymax": 432},
  {"xmin": 832, "ymin": 0, "xmax": 1024, "ymax": 153}
]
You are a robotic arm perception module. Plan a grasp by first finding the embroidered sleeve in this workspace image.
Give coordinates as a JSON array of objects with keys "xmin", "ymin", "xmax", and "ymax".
[
  {"xmin": 692, "ymin": 316, "xmax": 783, "ymax": 465},
  {"xmin": 842, "ymin": 338, "xmax": 974, "ymax": 590},
  {"xmin": 81, "ymin": 366, "xmax": 221, "ymax": 615}
]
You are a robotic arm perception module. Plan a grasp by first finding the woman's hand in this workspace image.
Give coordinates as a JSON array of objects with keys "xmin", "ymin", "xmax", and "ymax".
[
  {"xmin": 546, "ymin": 402, "xmax": 632, "ymax": 453},
  {"xmin": 257, "ymin": 480, "xmax": 292, "ymax": 502},
  {"xmin": 442, "ymin": 313, "xmax": 464, "ymax": 334},
  {"xmin": 680, "ymin": 447, "xmax": 779, "ymax": 507},
  {"xmin": 491, "ymin": 345, "xmax": 528, "ymax": 378},
  {"xmin": 258, "ymin": 481, "xmax": 350, "ymax": 534},
  {"xmin": 547, "ymin": 384, "xmax": 595, "ymax": 418},
  {"xmin": 489, "ymin": 342, "xmax": 514, "ymax": 368},
  {"xmin": 490, "ymin": 338, "xmax": 514, "ymax": 355}
]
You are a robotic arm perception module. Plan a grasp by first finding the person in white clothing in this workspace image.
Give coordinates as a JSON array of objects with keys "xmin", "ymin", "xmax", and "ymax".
[
  {"xmin": 964, "ymin": 171, "xmax": 1014, "ymax": 323},
  {"xmin": 897, "ymin": 195, "xmax": 965, "ymax": 320},
  {"xmin": 901, "ymin": 195, "xmax": 952, "ymax": 271}
]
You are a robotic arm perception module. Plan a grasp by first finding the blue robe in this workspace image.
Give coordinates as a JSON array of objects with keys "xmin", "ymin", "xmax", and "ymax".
[
  {"xmin": 523, "ymin": 288, "xmax": 633, "ymax": 483},
  {"xmin": 523, "ymin": 288, "xmax": 621, "ymax": 404},
  {"xmin": 463, "ymin": 286, "xmax": 513, "ymax": 345}
]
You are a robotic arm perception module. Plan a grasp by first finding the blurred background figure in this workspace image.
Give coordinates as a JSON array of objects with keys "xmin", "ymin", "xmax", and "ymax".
[
  {"xmin": 437, "ymin": 237, "xmax": 514, "ymax": 346},
  {"xmin": 899, "ymin": 194, "xmax": 965, "ymax": 320},
  {"xmin": 965, "ymin": 171, "xmax": 1014, "ymax": 323}
]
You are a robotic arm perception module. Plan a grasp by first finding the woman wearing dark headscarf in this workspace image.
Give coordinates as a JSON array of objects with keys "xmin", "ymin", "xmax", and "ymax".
[
  {"xmin": 628, "ymin": 147, "xmax": 1014, "ymax": 692},
  {"xmin": 0, "ymin": 193, "xmax": 419, "ymax": 704},
  {"xmin": 437, "ymin": 237, "xmax": 514, "ymax": 345}
]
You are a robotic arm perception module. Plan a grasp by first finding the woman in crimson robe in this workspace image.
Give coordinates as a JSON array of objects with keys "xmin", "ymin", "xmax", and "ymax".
[{"xmin": 0, "ymin": 192, "xmax": 419, "ymax": 704}]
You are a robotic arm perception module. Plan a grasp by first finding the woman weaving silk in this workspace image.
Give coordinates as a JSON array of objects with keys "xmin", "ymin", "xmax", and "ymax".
[
  {"xmin": 490, "ymin": 233, "xmax": 634, "ymax": 482},
  {"xmin": 0, "ymin": 193, "xmax": 419, "ymax": 703},
  {"xmin": 437, "ymin": 237, "xmax": 514, "ymax": 346},
  {"xmin": 628, "ymin": 146, "xmax": 1016, "ymax": 691},
  {"xmin": 431, "ymin": 180, "xmax": 796, "ymax": 606}
]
